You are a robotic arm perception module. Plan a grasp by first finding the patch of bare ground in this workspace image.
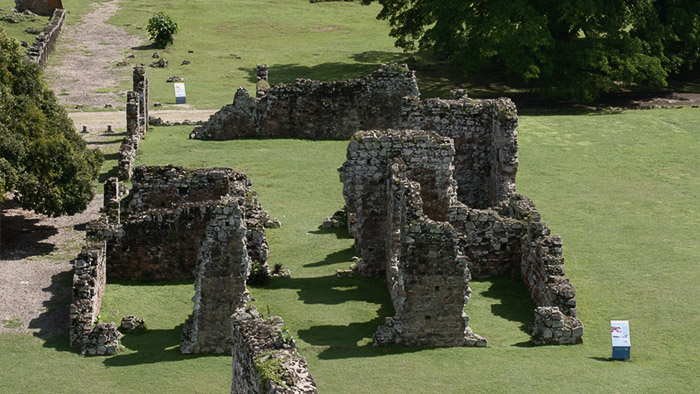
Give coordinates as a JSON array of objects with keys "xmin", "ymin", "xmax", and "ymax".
[
  {"xmin": 0, "ymin": 195, "xmax": 102, "ymax": 339},
  {"xmin": 45, "ymin": 0, "xmax": 143, "ymax": 109}
]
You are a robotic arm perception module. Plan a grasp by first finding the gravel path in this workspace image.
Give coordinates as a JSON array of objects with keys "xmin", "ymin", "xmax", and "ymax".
[{"xmin": 44, "ymin": 0, "xmax": 143, "ymax": 108}]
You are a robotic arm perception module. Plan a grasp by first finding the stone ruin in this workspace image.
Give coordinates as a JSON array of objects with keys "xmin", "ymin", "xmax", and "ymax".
[
  {"xmin": 190, "ymin": 63, "xmax": 419, "ymax": 140},
  {"xmin": 15, "ymin": 0, "xmax": 62, "ymax": 16},
  {"xmin": 339, "ymin": 100, "xmax": 582, "ymax": 346},
  {"xmin": 190, "ymin": 63, "xmax": 582, "ymax": 346},
  {"xmin": 71, "ymin": 164, "xmax": 316, "ymax": 390},
  {"xmin": 118, "ymin": 65, "xmax": 149, "ymax": 181},
  {"xmin": 25, "ymin": 7, "xmax": 65, "ymax": 67}
]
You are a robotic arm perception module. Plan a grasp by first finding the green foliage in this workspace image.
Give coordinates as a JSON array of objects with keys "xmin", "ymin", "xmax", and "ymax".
[
  {"xmin": 362, "ymin": 0, "xmax": 700, "ymax": 102},
  {"xmin": 146, "ymin": 11, "xmax": 179, "ymax": 48},
  {"xmin": 248, "ymin": 260, "xmax": 270, "ymax": 286},
  {"xmin": 277, "ymin": 326, "xmax": 294, "ymax": 345},
  {"xmin": 0, "ymin": 28, "xmax": 103, "ymax": 215},
  {"xmin": 254, "ymin": 351, "xmax": 287, "ymax": 389}
]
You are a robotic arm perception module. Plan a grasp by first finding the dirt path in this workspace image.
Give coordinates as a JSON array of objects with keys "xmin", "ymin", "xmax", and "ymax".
[
  {"xmin": 44, "ymin": 0, "xmax": 143, "ymax": 108},
  {"xmin": 0, "ymin": 196, "xmax": 102, "ymax": 338}
]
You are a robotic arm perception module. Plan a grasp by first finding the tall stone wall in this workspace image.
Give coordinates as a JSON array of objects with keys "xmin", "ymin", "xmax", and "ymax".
[
  {"xmin": 374, "ymin": 158, "xmax": 485, "ymax": 347},
  {"xmin": 190, "ymin": 63, "xmax": 419, "ymax": 140},
  {"xmin": 118, "ymin": 66, "xmax": 148, "ymax": 181},
  {"xmin": 26, "ymin": 8, "xmax": 65, "ymax": 67},
  {"xmin": 98, "ymin": 165, "xmax": 269, "ymax": 281},
  {"xmin": 398, "ymin": 96, "xmax": 518, "ymax": 209},
  {"xmin": 180, "ymin": 197, "xmax": 249, "ymax": 354},
  {"xmin": 339, "ymin": 130, "xmax": 458, "ymax": 277},
  {"xmin": 231, "ymin": 306, "xmax": 318, "ymax": 393},
  {"xmin": 69, "ymin": 239, "xmax": 122, "ymax": 356}
]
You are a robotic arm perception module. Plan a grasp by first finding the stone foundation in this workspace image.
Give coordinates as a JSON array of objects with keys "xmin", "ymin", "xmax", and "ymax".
[
  {"xmin": 231, "ymin": 306, "xmax": 317, "ymax": 393},
  {"xmin": 190, "ymin": 63, "xmax": 419, "ymax": 140}
]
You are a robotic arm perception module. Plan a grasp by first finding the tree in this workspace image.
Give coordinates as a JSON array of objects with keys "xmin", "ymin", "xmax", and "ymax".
[
  {"xmin": 361, "ymin": 0, "xmax": 700, "ymax": 102},
  {"xmin": 0, "ymin": 28, "xmax": 103, "ymax": 216},
  {"xmin": 147, "ymin": 11, "xmax": 179, "ymax": 48}
]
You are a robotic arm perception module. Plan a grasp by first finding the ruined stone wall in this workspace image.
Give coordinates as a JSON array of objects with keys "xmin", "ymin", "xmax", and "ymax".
[
  {"xmin": 15, "ymin": 0, "xmax": 62, "ymax": 16},
  {"xmin": 231, "ymin": 305, "xmax": 317, "ymax": 393},
  {"xmin": 190, "ymin": 64, "xmax": 419, "ymax": 140},
  {"xmin": 69, "ymin": 239, "xmax": 122, "ymax": 356},
  {"xmin": 118, "ymin": 66, "xmax": 148, "ymax": 181},
  {"xmin": 180, "ymin": 197, "xmax": 249, "ymax": 354},
  {"xmin": 374, "ymin": 158, "xmax": 485, "ymax": 347},
  {"xmin": 398, "ymin": 96, "xmax": 518, "ymax": 209},
  {"xmin": 100, "ymin": 166, "xmax": 269, "ymax": 281},
  {"xmin": 338, "ymin": 130, "xmax": 458, "ymax": 277},
  {"xmin": 26, "ymin": 8, "xmax": 65, "ymax": 67}
]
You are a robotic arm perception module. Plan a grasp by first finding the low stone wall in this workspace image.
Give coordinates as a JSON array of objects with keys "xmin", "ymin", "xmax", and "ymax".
[
  {"xmin": 231, "ymin": 305, "xmax": 317, "ymax": 393},
  {"xmin": 26, "ymin": 8, "xmax": 65, "ymax": 67},
  {"xmin": 190, "ymin": 63, "xmax": 419, "ymax": 140},
  {"xmin": 69, "ymin": 239, "xmax": 122, "ymax": 356}
]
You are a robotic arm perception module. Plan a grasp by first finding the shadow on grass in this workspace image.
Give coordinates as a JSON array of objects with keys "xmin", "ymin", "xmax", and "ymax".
[
  {"xmin": 303, "ymin": 247, "xmax": 355, "ymax": 268},
  {"xmin": 102, "ymin": 324, "xmax": 220, "ymax": 366},
  {"xmin": 30, "ymin": 270, "xmax": 73, "ymax": 342},
  {"xmin": 307, "ymin": 225, "xmax": 352, "ymax": 240},
  {"xmin": 479, "ymin": 276, "xmax": 536, "ymax": 335}
]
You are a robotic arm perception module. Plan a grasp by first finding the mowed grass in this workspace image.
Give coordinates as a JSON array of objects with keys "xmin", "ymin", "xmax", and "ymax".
[{"xmin": 2, "ymin": 108, "xmax": 695, "ymax": 392}]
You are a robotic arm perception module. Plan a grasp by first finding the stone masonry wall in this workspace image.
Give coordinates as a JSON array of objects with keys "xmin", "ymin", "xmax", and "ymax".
[
  {"xmin": 339, "ymin": 130, "xmax": 458, "ymax": 277},
  {"xmin": 398, "ymin": 96, "xmax": 518, "ymax": 209},
  {"xmin": 98, "ymin": 165, "xmax": 269, "ymax": 281},
  {"xmin": 26, "ymin": 8, "xmax": 65, "ymax": 67},
  {"xmin": 69, "ymin": 239, "xmax": 122, "ymax": 356},
  {"xmin": 373, "ymin": 158, "xmax": 485, "ymax": 347},
  {"xmin": 118, "ymin": 65, "xmax": 148, "ymax": 181},
  {"xmin": 190, "ymin": 63, "xmax": 419, "ymax": 140},
  {"xmin": 231, "ymin": 305, "xmax": 317, "ymax": 393},
  {"xmin": 180, "ymin": 196, "xmax": 249, "ymax": 354},
  {"xmin": 340, "ymin": 125, "xmax": 583, "ymax": 345}
]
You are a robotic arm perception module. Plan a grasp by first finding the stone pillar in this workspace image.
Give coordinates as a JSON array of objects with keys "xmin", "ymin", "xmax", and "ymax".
[
  {"xmin": 255, "ymin": 64, "xmax": 269, "ymax": 98},
  {"xmin": 126, "ymin": 91, "xmax": 139, "ymax": 137},
  {"xmin": 133, "ymin": 65, "xmax": 148, "ymax": 135}
]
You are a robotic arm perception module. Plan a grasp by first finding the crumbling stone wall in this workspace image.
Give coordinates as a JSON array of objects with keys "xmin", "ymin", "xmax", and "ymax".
[
  {"xmin": 190, "ymin": 63, "xmax": 419, "ymax": 140},
  {"xmin": 398, "ymin": 96, "xmax": 518, "ymax": 209},
  {"xmin": 118, "ymin": 65, "xmax": 149, "ymax": 181},
  {"xmin": 26, "ymin": 8, "xmax": 65, "ymax": 67},
  {"xmin": 340, "ymin": 125, "xmax": 583, "ymax": 345},
  {"xmin": 374, "ymin": 158, "xmax": 486, "ymax": 347},
  {"xmin": 180, "ymin": 196, "xmax": 249, "ymax": 354},
  {"xmin": 69, "ymin": 239, "xmax": 122, "ymax": 356},
  {"xmin": 231, "ymin": 305, "xmax": 317, "ymax": 393},
  {"xmin": 96, "ymin": 165, "xmax": 269, "ymax": 281},
  {"xmin": 15, "ymin": 0, "xmax": 62, "ymax": 16}
]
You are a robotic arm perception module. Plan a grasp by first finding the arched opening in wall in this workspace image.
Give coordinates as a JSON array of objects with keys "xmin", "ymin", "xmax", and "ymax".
[
  {"xmin": 99, "ymin": 279, "xmax": 198, "ymax": 363},
  {"xmin": 464, "ymin": 276, "xmax": 536, "ymax": 346}
]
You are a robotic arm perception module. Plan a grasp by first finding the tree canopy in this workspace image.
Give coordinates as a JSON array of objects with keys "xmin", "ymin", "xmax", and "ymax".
[
  {"xmin": 0, "ymin": 28, "xmax": 103, "ymax": 216},
  {"xmin": 362, "ymin": 0, "xmax": 700, "ymax": 101}
]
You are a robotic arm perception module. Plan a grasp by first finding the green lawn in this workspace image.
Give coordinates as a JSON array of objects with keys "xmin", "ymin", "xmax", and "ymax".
[{"xmin": 3, "ymin": 107, "xmax": 696, "ymax": 392}]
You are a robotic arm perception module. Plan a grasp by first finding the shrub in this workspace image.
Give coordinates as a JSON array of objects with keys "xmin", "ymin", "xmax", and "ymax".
[
  {"xmin": 248, "ymin": 261, "xmax": 270, "ymax": 286},
  {"xmin": 146, "ymin": 12, "xmax": 179, "ymax": 48}
]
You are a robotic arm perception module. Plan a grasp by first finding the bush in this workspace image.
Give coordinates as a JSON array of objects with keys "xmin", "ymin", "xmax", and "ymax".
[
  {"xmin": 146, "ymin": 12, "xmax": 179, "ymax": 49},
  {"xmin": 248, "ymin": 260, "xmax": 270, "ymax": 286}
]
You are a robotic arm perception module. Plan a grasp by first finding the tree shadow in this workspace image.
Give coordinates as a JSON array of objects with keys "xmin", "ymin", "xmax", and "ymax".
[
  {"xmin": 87, "ymin": 135, "xmax": 125, "ymax": 146},
  {"xmin": 131, "ymin": 43, "xmax": 158, "ymax": 51},
  {"xmin": 0, "ymin": 200, "xmax": 57, "ymax": 260},
  {"xmin": 307, "ymin": 225, "xmax": 352, "ymax": 239},
  {"xmin": 29, "ymin": 270, "xmax": 73, "ymax": 341}
]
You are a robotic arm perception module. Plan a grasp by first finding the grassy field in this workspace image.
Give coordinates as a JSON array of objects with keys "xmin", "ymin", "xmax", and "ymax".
[{"xmin": 2, "ymin": 107, "xmax": 697, "ymax": 392}]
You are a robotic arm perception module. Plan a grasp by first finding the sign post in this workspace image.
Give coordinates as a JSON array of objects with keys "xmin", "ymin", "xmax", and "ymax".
[
  {"xmin": 611, "ymin": 320, "xmax": 631, "ymax": 360},
  {"xmin": 174, "ymin": 83, "xmax": 186, "ymax": 104}
]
